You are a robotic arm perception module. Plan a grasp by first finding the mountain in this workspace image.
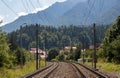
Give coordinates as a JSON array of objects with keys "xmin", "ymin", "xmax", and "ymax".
[
  {"xmin": 2, "ymin": 0, "xmax": 120, "ymax": 32},
  {"xmin": 53, "ymin": 0, "xmax": 120, "ymax": 25},
  {"xmin": 2, "ymin": 0, "xmax": 81, "ymax": 32},
  {"xmin": 96, "ymin": 1, "xmax": 120, "ymax": 25}
]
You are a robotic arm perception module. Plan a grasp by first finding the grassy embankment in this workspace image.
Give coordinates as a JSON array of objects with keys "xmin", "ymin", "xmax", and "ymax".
[
  {"xmin": 85, "ymin": 60, "xmax": 120, "ymax": 72},
  {"xmin": 0, "ymin": 60, "xmax": 45, "ymax": 78}
]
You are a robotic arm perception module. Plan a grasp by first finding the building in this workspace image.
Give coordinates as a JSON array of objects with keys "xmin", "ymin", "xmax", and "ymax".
[
  {"xmin": 88, "ymin": 45, "xmax": 99, "ymax": 50},
  {"xmin": 29, "ymin": 48, "xmax": 46, "ymax": 59},
  {"xmin": 64, "ymin": 46, "xmax": 77, "ymax": 52}
]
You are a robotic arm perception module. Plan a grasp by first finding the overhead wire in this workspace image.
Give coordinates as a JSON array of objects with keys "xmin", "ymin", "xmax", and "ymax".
[
  {"xmin": 87, "ymin": 0, "xmax": 90, "ymax": 6},
  {"xmin": 29, "ymin": 0, "xmax": 36, "ymax": 9},
  {"xmin": 31, "ymin": 0, "xmax": 49, "ymax": 24},
  {"xmin": 37, "ymin": 0, "xmax": 42, "ymax": 7},
  {"xmin": 25, "ymin": 0, "xmax": 32, "ymax": 12},
  {"xmin": 35, "ymin": 0, "xmax": 50, "ymax": 24},
  {"xmin": 43, "ymin": 11, "xmax": 50, "ymax": 24},
  {"xmin": 27, "ymin": 0, "xmax": 45, "ymax": 23},
  {"xmin": 1, "ymin": 0, "xmax": 54, "ymax": 25},
  {"xmin": 83, "ymin": 0, "xmax": 96, "ymax": 25},
  {"xmin": 36, "ymin": 0, "xmax": 49, "ymax": 24},
  {"xmin": 80, "ymin": 0, "xmax": 96, "ymax": 46},
  {"xmin": 94, "ymin": 0, "xmax": 105, "ymax": 24},
  {"xmin": 100, "ymin": 0, "xmax": 105, "ymax": 12},
  {"xmin": 21, "ymin": 0, "xmax": 29, "ymax": 12},
  {"xmin": 1, "ymin": 0, "xmax": 18, "ymax": 16},
  {"xmin": 1, "ymin": 0, "xmax": 29, "ymax": 25}
]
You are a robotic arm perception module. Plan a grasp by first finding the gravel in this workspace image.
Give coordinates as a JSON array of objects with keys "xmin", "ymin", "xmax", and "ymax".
[{"xmin": 48, "ymin": 62, "xmax": 81, "ymax": 78}]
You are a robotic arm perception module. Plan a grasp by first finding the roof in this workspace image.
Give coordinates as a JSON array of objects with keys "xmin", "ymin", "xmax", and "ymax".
[
  {"xmin": 30, "ymin": 48, "xmax": 44, "ymax": 55},
  {"xmin": 64, "ymin": 46, "xmax": 76, "ymax": 51},
  {"xmin": 89, "ymin": 45, "xmax": 99, "ymax": 50}
]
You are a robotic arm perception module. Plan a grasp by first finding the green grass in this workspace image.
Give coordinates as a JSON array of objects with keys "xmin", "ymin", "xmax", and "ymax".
[
  {"xmin": 85, "ymin": 61, "xmax": 120, "ymax": 72},
  {"xmin": 96, "ymin": 62, "xmax": 120, "ymax": 72},
  {"xmin": 0, "ymin": 60, "xmax": 45, "ymax": 78}
]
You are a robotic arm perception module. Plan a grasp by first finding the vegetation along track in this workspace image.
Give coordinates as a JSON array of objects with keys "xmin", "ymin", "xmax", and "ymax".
[
  {"xmin": 71, "ymin": 62, "xmax": 109, "ymax": 78},
  {"xmin": 23, "ymin": 62, "xmax": 59, "ymax": 78}
]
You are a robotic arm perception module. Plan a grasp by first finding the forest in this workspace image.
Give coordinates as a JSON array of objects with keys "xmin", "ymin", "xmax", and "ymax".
[
  {"xmin": 98, "ymin": 16, "xmax": 120, "ymax": 64},
  {"xmin": 7, "ymin": 24, "xmax": 109, "ymax": 50},
  {"xmin": 0, "ymin": 24, "xmax": 110, "ymax": 68},
  {"xmin": 1, "ymin": 16, "xmax": 120, "ymax": 68}
]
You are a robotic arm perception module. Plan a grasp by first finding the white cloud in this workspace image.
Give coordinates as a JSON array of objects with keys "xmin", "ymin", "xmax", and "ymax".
[
  {"xmin": 0, "ymin": 22, "xmax": 7, "ymax": 27},
  {"xmin": 32, "ymin": 0, "xmax": 66, "ymax": 13},
  {"xmin": 0, "ymin": 15, "xmax": 4, "ymax": 26},
  {"xmin": 18, "ymin": 12, "xmax": 28, "ymax": 17},
  {"xmin": 0, "ymin": 15, "xmax": 4, "ymax": 21},
  {"xmin": 8, "ymin": 0, "xmax": 13, "ymax": 2},
  {"xmin": 13, "ymin": 12, "xmax": 28, "ymax": 20},
  {"xmin": 32, "ymin": 5, "xmax": 49, "ymax": 13},
  {"xmin": 38, "ymin": 0, "xmax": 66, "ymax": 6},
  {"xmin": 58, "ymin": 0, "xmax": 66, "ymax": 2}
]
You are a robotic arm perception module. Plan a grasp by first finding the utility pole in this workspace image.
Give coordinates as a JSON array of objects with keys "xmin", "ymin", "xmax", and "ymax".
[
  {"xmin": 44, "ymin": 33, "xmax": 47, "ymax": 66},
  {"xmin": 70, "ymin": 37, "xmax": 73, "ymax": 53},
  {"xmin": 83, "ymin": 35, "xmax": 85, "ymax": 64},
  {"xmin": 20, "ymin": 26, "xmax": 23, "ymax": 68},
  {"xmin": 36, "ymin": 25, "xmax": 39, "ymax": 70},
  {"xmin": 93, "ymin": 23, "xmax": 97, "ymax": 69},
  {"xmin": 81, "ymin": 49, "xmax": 85, "ymax": 64}
]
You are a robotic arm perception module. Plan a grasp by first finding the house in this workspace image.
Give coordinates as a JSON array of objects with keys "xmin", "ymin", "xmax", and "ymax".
[
  {"xmin": 64, "ymin": 46, "xmax": 77, "ymax": 52},
  {"xmin": 88, "ymin": 45, "xmax": 99, "ymax": 50},
  {"xmin": 30, "ymin": 48, "xmax": 46, "ymax": 59}
]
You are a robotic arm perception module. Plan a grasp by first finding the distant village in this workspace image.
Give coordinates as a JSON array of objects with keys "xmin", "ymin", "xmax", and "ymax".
[{"xmin": 29, "ymin": 45, "xmax": 99, "ymax": 59}]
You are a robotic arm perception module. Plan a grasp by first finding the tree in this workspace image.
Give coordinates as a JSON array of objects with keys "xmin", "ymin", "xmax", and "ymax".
[
  {"xmin": 74, "ymin": 43, "xmax": 82, "ymax": 61},
  {"xmin": 8, "ymin": 32, "xmax": 18, "ymax": 51},
  {"xmin": 110, "ymin": 35, "xmax": 120, "ymax": 63},
  {"xmin": 14, "ymin": 47, "xmax": 34, "ymax": 65},
  {"xmin": 0, "ymin": 30, "xmax": 13, "ymax": 68},
  {"xmin": 7, "ymin": 24, "xmax": 108, "ymax": 50},
  {"xmin": 47, "ymin": 48, "xmax": 59, "ymax": 61},
  {"xmin": 58, "ymin": 54, "xmax": 64, "ymax": 61},
  {"xmin": 99, "ymin": 16, "xmax": 120, "ymax": 63}
]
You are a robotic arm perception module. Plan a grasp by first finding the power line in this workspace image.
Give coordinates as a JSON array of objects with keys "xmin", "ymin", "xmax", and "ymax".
[
  {"xmin": 81, "ymin": 1, "xmax": 96, "ymax": 67},
  {"xmin": 87, "ymin": 0, "xmax": 90, "ymax": 5},
  {"xmin": 28, "ymin": 0, "xmax": 49, "ymax": 24},
  {"xmin": 43, "ymin": 11, "xmax": 49, "ymax": 24},
  {"xmin": 99, "ymin": 0, "xmax": 104, "ymax": 14},
  {"xmin": 35, "ymin": 0, "xmax": 49, "ymax": 24},
  {"xmin": 83, "ymin": 0, "xmax": 96, "ymax": 25},
  {"xmin": 1, "ymin": 0, "xmax": 18, "ymax": 16},
  {"xmin": 37, "ymin": 0, "xmax": 49, "ymax": 24},
  {"xmin": 37, "ymin": 0, "xmax": 42, "ymax": 7},
  {"xmin": 21, "ymin": 0, "xmax": 29, "ymax": 12},
  {"xmin": 94, "ymin": 0, "xmax": 105, "ymax": 24},
  {"xmin": 28, "ymin": 0, "xmax": 46, "ymax": 23},
  {"xmin": 25, "ymin": 0, "xmax": 32, "ymax": 12},
  {"xmin": 29, "ymin": 0, "xmax": 36, "ymax": 9},
  {"xmin": 1, "ymin": 0, "xmax": 28, "ymax": 23}
]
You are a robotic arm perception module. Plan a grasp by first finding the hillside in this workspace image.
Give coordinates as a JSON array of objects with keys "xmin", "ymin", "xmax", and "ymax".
[
  {"xmin": 7, "ymin": 24, "xmax": 109, "ymax": 50},
  {"xmin": 2, "ymin": 0, "xmax": 120, "ymax": 32},
  {"xmin": 54, "ymin": 0, "xmax": 120, "ymax": 25}
]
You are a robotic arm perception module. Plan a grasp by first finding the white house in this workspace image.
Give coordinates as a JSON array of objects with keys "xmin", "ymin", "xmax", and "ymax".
[{"xmin": 29, "ymin": 48, "xmax": 46, "ymax": 59}]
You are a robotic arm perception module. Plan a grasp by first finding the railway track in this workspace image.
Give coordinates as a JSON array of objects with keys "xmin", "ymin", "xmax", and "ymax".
[
  {"xmin": 23, "ymin": 62, "xmax": 59, "ymax": 78},
  {"xmin": 48, "ymin": 62, "xmax": 82, "ymax": 78},
  {"xmin": 71, "ymin": 62, "xmax": 109, "ymax": 78},
  {"xmin": 23, "ymin": 61, "xmax": 108, "ymax": 78}
]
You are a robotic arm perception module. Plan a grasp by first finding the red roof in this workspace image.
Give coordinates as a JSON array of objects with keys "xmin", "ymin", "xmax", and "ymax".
[
  {"xmin": 30, "ymin": 48, "xmax": 44, "ymax": 55},
  {"xmin": 89, "ymin": 45, "xmax": 99, "ymax": 50}
]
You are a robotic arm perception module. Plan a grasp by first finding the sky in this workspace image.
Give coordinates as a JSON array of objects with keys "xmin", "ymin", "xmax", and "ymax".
[{"xmin": 0, "ymin": 0, "xmax": 66, "ymax": 26}]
